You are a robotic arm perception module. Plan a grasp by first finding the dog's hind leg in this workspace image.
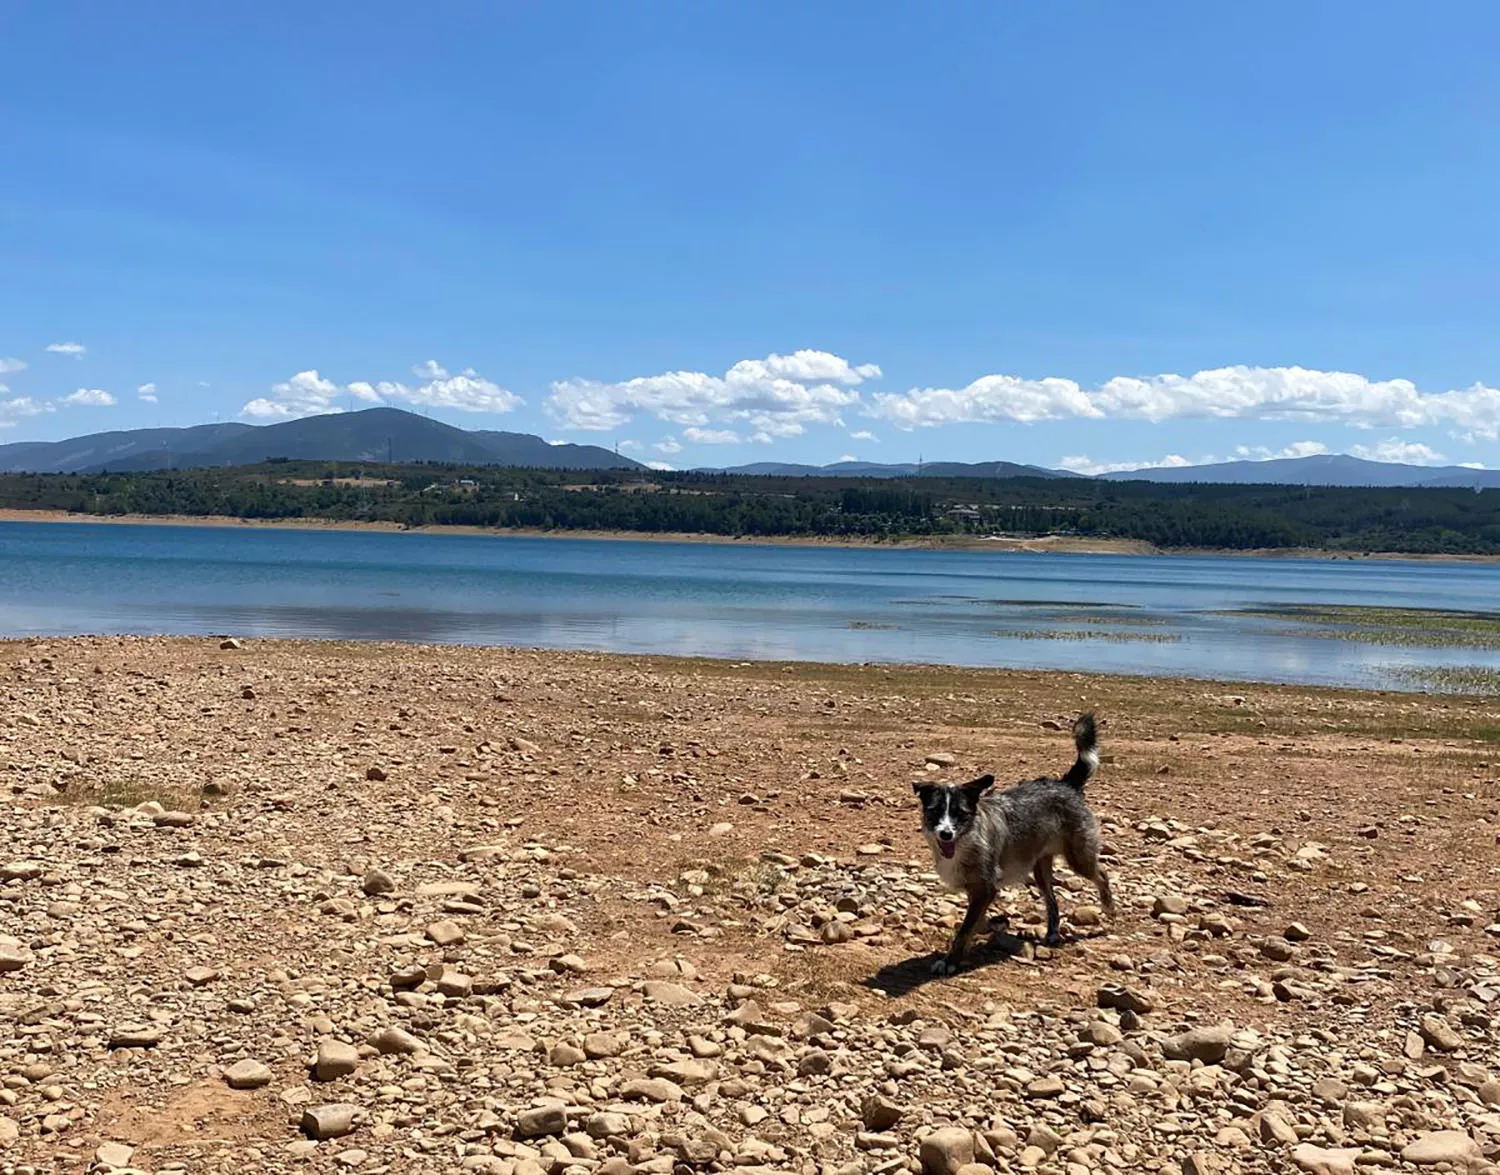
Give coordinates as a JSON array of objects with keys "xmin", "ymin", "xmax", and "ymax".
[
  {"xmin": 1065, "ymin": 835, "xmax": 1116, "ymax": 918},
  {"xmin": 1033, "ymin": 857, "xmax": 1061, "ymax": 947},
  {"xmin": 933, "ymin": 883, "xmax": 994, "ymax": 976}
]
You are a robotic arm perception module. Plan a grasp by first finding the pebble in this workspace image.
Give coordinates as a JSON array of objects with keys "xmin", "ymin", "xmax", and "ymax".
[
  {"xmin": 302, "ymin": 1104, "xmax": 360, "ymax": 1141},
  {"xmin": 223, "ymin": 1059, "xmax": 273, "ymax": 1089}
]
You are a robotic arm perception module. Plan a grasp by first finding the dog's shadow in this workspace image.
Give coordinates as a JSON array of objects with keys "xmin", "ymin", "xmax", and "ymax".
[{"xmin": 862, "ymin": 928, "xmax": 1035, "ymax": 997}]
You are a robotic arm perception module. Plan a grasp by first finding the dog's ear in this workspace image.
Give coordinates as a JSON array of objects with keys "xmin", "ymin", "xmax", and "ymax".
[
  {"xmin": 912, "ymin": 782, "xmax": 934, "ymax": 798},
  {"xmin": 962, "ymin": 774, "xmax": 994, "ymax": 795}
]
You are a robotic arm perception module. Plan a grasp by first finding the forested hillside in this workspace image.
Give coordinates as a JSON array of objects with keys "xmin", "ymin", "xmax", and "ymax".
[{"xmin": 2, "ymin": 462, "xmax": 1498, "ymax": 554}]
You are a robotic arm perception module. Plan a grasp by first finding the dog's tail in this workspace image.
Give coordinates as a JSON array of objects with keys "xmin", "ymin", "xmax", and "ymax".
[{"xmin": 1061, "ymin": 711, "xmax": 1099, "ymax": 789}]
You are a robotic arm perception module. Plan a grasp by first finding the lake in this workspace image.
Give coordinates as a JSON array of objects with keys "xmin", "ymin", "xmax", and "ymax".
[{"xmin": 2, "ymin": 520, "xmax": 1499, "ymax": 690}]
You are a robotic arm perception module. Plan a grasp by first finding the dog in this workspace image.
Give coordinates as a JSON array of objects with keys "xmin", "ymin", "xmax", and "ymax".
[{"xmin": 913, "ymin": 712, "xmax": 1114, "ymax": 975}]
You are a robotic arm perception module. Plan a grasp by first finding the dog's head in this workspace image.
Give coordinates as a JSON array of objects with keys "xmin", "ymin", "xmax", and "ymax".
[{"xmin": 912, "ymin": 776, "xmax": 994, "ymax": 859}]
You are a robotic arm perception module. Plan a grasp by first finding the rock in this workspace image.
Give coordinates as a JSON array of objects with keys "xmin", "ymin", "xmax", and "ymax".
[
  {"xmin": 563, "ymin": 986, "xmax": 614, "ymax": 1007},
  {"xmin": 1258, "ymin": 1111, "xmax": 1299, "ymax": 1146},
  {"xmin": 183, "ymin": 965, "xmax": 218, "ymax": 987},
  {"xmin": 642, "ymin": 980, "xmax": 702, "ymax": 1006},
  {"xmin": 95, "ymin": 1141, "xmax": 134, "ymax": 1169},
  {"xmin": 508, "ymin": 736, "xmax": 541, "ymax": 755},
  {"xmin": 153, "ymin": 810, "xmax": 195, "ymax": 828},
  {"xmin": 861, "ymin": 1094, "xmax": 903, "ymax": 1131},
  {"xmin": 1260, "ymin": 938, "xmax": 1297, "ymax": 962},
  {"xmin": 550, "ymin": 1043, "xmax": 586, "ymax": 1067},
  {"xmin": 651, "ymin": 1059, "xmax": 716, "ymax": 1086},
  {"xmin": 1342, "ymin": 1101, "xmax": 1384, "ymax": 1130},
  {"xmin": 315, "ymin": 1039, "xmax": 360, "ymax": 1081},
  {"xmin": 587, "ymin": 1112, "xmax": 632, "ymax": 1138},
  {"xmin": 797, "ymin": 1049, "xmax": 830, "ymax": 1076},
  {"xmin": 372, "ymin": 1026, "xmax": 423, "ymax": 1056},
  {"xmin": 925, "ymin": 752, "xmax": 958, "ymax": 767},
  {"xmin": 223, "ymin": 1059, "xmax": 273, "ymax": 1089},
  {"xmin": 583, "ymin": 1031, "xmax": 627, "ymax": 1059},
  {"xmin": 1479, "ymin": 1078, "xmax": 1500, "ymax": 1106},
  {"xmin": 1285, "ymin": 921, "xmax": 1313, "ymax": 941},
  {"xmin": 426, "ymin": 920, "xmax": 465, "ymax": 947},
  {"xmin": 1152, "ymin": 894, "xmax": 1189, "ymax": 917},
  {"xmin": 361, "ymin": 868, "xmax": 395, "ymax": 895},
  {"xmin": 109, "ymin": 1025, "xmax": 162, "ymax": 1049},
  {"xmin": 1026, "ymin": 1074, "xmax": 1065, "ymax": 1098},
  {"xmin": 1098, "ymin": 983, "xmax": 1154, "ymax": 1014},
  {"xmin": 919, "ymin": 1126, "xmax": 975, "ymax": 1175},
  {"xmin": 1401, "ymin": 1130, "xmax": 1481, "ymax": 1165},
  {"xmin": 301, "ymin": 1104, "xmax": 360, "ymax": 1140},
  {"xmin": 220, "ymin": 637, "xmax": 243, "ymax": 650},
  {"xmin": 1290, "ymin": 1144, "xmax": 1360, "ymax": 1175},
  {"xmin": 621, "ymin": 1077, "xmax": 683, "ymax": 1103},
  {"xmin": 1418, "ymin": 1015, "xmax": 1464, "ymax": 1052},
  {"xmin": 516, "ymin": 1104, "xmax": 568, "ymax": 1138},
  {"xmin": 1161, "ymin": 1023, "xmax": 1232, "ymax": 1063},
  {"xmin": 0, "ymin": 944, "xmax": 30, "ymax": 972},
  {"xmin": 435, "ymin": 969, "xmax": 472, "ymax": 998},
  {"xmin": 0, "ymin": 1116, "xmax": 19, "ymax": 1148}
]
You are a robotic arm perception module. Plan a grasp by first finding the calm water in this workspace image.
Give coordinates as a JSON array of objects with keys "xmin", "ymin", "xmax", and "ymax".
[{"xmin": 3, "ymin": 521, "xmax": 1500, "ymax": 690}]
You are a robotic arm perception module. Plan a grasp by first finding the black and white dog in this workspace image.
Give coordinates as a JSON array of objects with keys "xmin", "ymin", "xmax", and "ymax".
[{"xmin": 913, "ymin": 713, "xmax": 1114, "ymax": 974}]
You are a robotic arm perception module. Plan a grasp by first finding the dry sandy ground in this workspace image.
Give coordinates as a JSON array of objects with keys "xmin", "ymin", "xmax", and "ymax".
[{"xmin": 1, "ymin": 638, "xmax": 1499, "ymax": 1175}]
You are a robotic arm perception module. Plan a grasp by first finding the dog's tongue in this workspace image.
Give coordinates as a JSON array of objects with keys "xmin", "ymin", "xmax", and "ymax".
[{"xmin": 939, "ymin": 841, "xmax": 956, "ymax": 859}]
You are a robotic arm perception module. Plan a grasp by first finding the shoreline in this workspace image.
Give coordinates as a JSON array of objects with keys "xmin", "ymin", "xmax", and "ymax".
[{"xmin": 1, "ymin": 505, "xmax": 1497, "ymax": 563}]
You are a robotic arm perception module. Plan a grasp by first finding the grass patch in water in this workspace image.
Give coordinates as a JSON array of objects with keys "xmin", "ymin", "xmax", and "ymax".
[
  {"xmin": 1381, "ymin": 665, "xmax": 1500, "ymax": 696},
  {"xmin": 990, "ymin": 628, "xmax": 1181, "ymax": 644},
  {"xmin": 1227, "ymin": 604, "xmax": 1500, "ymax": 650}
]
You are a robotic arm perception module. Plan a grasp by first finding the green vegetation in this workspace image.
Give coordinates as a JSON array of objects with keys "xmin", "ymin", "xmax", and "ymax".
[
  {"xmin": 1382, "ymin": 665, "xmax": 1500, "ymax": 695},
  {"xmin": 1233, "ymin": 604, "xmax": 1500, "ymax": 649},
  {"xmin": 3, "ymin": 460, "xmax": 1500, "ymax": 554}
]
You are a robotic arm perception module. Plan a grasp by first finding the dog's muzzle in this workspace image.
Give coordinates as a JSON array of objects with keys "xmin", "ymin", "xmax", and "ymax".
[{"xmin": 937, "ymin": 833, "xmax": 957, "ymax": 859}]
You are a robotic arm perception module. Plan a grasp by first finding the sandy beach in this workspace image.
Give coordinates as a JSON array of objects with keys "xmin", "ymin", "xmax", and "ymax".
[{"xmin": 0, "ymin": 637, "xmax": 1496, "ymax": 1172}]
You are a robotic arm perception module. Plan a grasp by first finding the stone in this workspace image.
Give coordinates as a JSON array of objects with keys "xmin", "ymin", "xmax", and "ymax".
[
  {"xmin": 643, "ymin": 979, "xmax": 703, "ymax": 1005},
  {"xmin": 516, "ymin": 1104, "xmax": 568, "ymax": 1138},
  {"xmin": 153, "ymin": 810, "xmax": 195, "ymax": 828},
  {"xmin": 1290, "ymin": 1145, "xmax": 1360, "ymax": 1175},
  {"xmin": 1401, "ymin": 1130, "xmax": 1481, "ymax": 1165},
  {"xmin": 365, "ymin": 766, "xmax": 388, "ymax": 782},
  {"xmin": 583, "ymin": 1031, "xmax": 627, "ymax": 1059},
  {"xmin": 919, "ymin": 1126, "xmax": 975, "ymax": 1175},
  {"xmin": 1026, "ymin": 1074, "xmax": 1065, "ymax": 1098},
  {"xmin": 1285, "ymin": 921, "xmax": 1313, "ymax": 941},
  {"xmin": 1342, "ymin": 1101, "xmax": 1384, "ymax": 1130},
  {"xmin": 564, "ymin": 986, "xmax": 614, "ymax": 1007},
  {"xmin": 0, "ymin": 1116, "xmax": 18, "ymax": 1148},
  {"xmin": 361, "ymin": 868, "xmax": 395, "ymax": 895},
  {"xmin": 0, "ymin": 944, "xmax": 30, "ymax": 972},
  {"xmin": 1098, "ymin": 983, "xmax": 1154, "ymax": 1014},
  {"xmin": 1161, "ymin": 1023, "xmax": 1232, "ymax": 1063},
  {"xmin": 223, "ymin": 1059, "xmax": 273, "ymax": 1089},
  {"xmin": 925, "ymin": 752, "xmax": 958, "ymax": 767},
  {"xmin": 183, "ymin": 965, "xmax": 218, "ymax": 987},
  {"xmin": 1152, "ymin": 894, "xmax": 1189, "ymax": 917},
  {"xmin": 426, "ymin": 920, "xmax": 465, "ymax": 947},
  {"xmin": 1258, "ymin": 1111, "xmax": 1299, "ymax": 1146},
  {"xmin": 587, "ymin": 1112, "xmax": 632, "ymax": 1138},
  {"xmin": 315, "ymin": 1039, "xmax": 360, "ymax": 1081},
  {"xmin": 109, "ymin": 1025, "xmax": 162, "ymax": 1049},
  {"xmin": 302, "ymin": 1104, "xmax": 360, "ymax": 1140},
  {"xmin": 373, "ymin": 1026, "xmax": 423, "ymax": 1056},
  {"xmin": 95, "ymin": 1141, "xmax": 134, "ymax": 1169},
  {"xmin": 620, "ymin": 1077, "xmax": 683, "ymax": 1103},
  {"xmin": 861, "ymin": 1094, "xmax": 903, "ymax": 1131},
  {"xmin": 1418, "ymin": 1015, "xmax": 1463, "ymax": 1052},
  {"xmin": 550, "ymin": 1043, "xmax": 586, "ymax": 1067},
  {"xmin": 220, "ymin": 637, "xmax": 243, "ymax": 650}
]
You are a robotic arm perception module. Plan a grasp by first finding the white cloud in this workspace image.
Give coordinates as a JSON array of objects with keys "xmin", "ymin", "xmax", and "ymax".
[
  {"xmin": 243, "ymin": 370, "xmax": 343, "ymax": 420},
  {"xmin": 646, "ymin": 460, "xmax": 676, "ymax": 471},
  {"xmin": 242, "ymin": 363, "xmax": 521, "ymax": 420},
  {"xmin": 617, "ymin": 439, "xmax": 643, "ymax": 453},
  {"xmin": 1059, "ymin": 453, "xmax": 1197, "ymax": 476},
  {"xmin": 412, "ymin": 360, "xmax": 450, "ymax": 379},
  {"xmin": 836, "ymin": 454, "xmax": 859, "ymax": 464},
  {"xmin": 61, "ymin": 388, "xmax": 116, "ymax": 407},
  {"xmin": 1233, "ymin": 441, "xmax": 1330, "ymax": 461},
  {"xmin": 654, "ymin": 436, "xmax": 683, "ymax": 455},
  {"xmin": 45, "ymin": 342, "xmax": 86, "ymax": 357},
  {"xmin": 869, "ymin": 364, "xmax": 1500, "ymax": 440},
  {"xmin": 545, "ymin": 349, "xmax": 879, "ymax": 441},
  {"xmin": 0, "ymin": 358, "xmax": 26, "ymax": 374},
  {"xmin": 849, "ymin": 429, "xmax": 879, "ymax": 442},
  {"xmin": 1346, "ymin": 438, "xmax": 1446, "ymax": 465},
  {"xmin": 137, "ymin": 382, "xmax": 159, "ymax": 403},
  {"xmin": 682, "ymin": 426, "xmax": 745, "ymax": 445},
  {"xmin": 0, "ymin": 396, "xmax": 51, "ymax": 422}
]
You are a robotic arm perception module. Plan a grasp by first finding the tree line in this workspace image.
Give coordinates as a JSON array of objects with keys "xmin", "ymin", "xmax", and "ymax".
[{"xmin": 1, "ymin": 462, "xmax": 1498, "ymax": 554}]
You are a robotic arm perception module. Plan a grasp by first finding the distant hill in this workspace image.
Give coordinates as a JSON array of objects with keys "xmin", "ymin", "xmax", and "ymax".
[
  {"xmin": 710, "ymin": 459, "xmax": 1078, "ymax": 479},
  {"xmin": 1101, "ymin": 453, "xmax": 1500, "ymax": 489},
  {"xmin": 0, "ymin": 407, "xmax": 642, "ymax": 473}
]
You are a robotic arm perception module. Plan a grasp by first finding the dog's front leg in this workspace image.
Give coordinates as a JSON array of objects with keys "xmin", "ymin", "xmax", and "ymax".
[{"xmin": 932, "ymin": 883, "xmax": 995, "ymax": 976}]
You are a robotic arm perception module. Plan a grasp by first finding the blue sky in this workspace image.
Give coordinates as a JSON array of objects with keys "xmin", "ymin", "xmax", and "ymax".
[{"xmin": 3, "ymin": 2, "xmax": 1499, "ymax": 472}]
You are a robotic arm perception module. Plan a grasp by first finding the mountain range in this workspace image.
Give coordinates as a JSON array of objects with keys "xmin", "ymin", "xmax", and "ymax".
[
  {"xmin": 0, "ymin": 408, "xmax": 1495, "ymax": 488},
  {"xmin": 0, "ymin": 407, "xmax": 642, "ymax": 474}
]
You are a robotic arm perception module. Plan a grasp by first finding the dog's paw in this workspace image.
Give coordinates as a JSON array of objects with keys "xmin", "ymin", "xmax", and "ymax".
[
  {"xmin": 1042, "ymin": 933, "xmax": 1062, "ymax": 948},
  {"xmin": 930, "ymin": 957, "xmax": 961, "ymax": 977}
]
